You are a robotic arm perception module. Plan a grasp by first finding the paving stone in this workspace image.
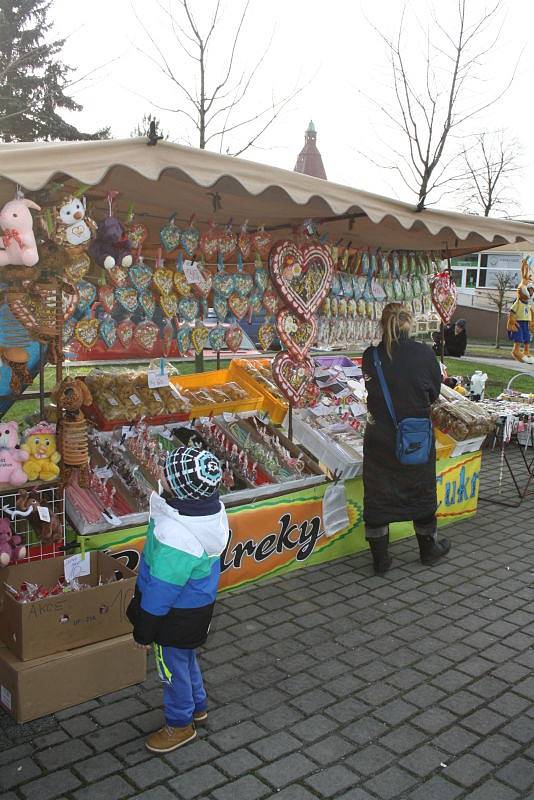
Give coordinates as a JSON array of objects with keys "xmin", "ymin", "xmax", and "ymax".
[
  {"xmin": 249, "ymin": 731, "xmax": 301, "ymax": 762},
  {"xmin": 461, "ymin": 707, "xmax": 506, "ymax": 734},
  {"xmin": 86, "ymin": 721, "xmax": 140, "ymax": 752},
  {"xmin": 345, "ymin": 743, "xmax": 395, "ymax": 776},
  {"xmin": 472, "ymin": 733, "xmax": 522, "ymax": 764},
  {"xmin": 373, "ymin": 698, "xmax": 417, "ymax": 725},
  {"xmin": 60, "ymin": 715, "xmax": 98, "ymax": 737},
  {"xmin": 306, "ymin": 733, "xmax": 355, "ymax": 765},
  {"xmin": 408, "ymin": 775, "xmax": 464, "ymax": 800},
  {"xmin": 263, "ymin": 787, "xmax": 318, "ymax": 800},
  {"xmin": 379, "ymin": 723, "xmax": 426, "ymax": 754},
  {"xmin": 443, "ymin": 753, "xmax": 493, "ymax": 787},
  {"xmin": 164, "ymin": 739, "xmax": 221, "ymax": 770},
  {"xmin": 255, "ymin": 704, "xmax": 304, "ymax": 731},
  {"xmin": 335, "ymin": 791, "xmax": 377, "ymax": 800},
  {"xmin": 496, "ymin": 756, "xmax": 534, "ymax": 792},
  {"xmin": 0, "ymin": 743, "xmax": 33, "ymax": 767},
  {"xmin": 432, "ymin": 726, "xmax": 479, "ymax": 754},
  {"xmin": 215, "ymin": 748, "xmax": 263, "ymax": 777},
  {"xmin": 304, "ymin": 764, "xmax": 358, "ymax": 797},
  {"xmin": 35, "ymin": 738, "xmax": 93, "ymax": 770},
  {"xmin": 212, "ymin": 775, "xmax": 270, "ymax": 800},
  {"xmin": 33, "ymin": 730, "xmax": 70, "ymax": 748},
  {"xmin": 464, "ymin": 779, "xmax": 520, "ymax": 800},
  {"xmin": 325, "ymin": 697, "xmax": 370, "ymax": 723},
  {"xmin": 399, "ymin": 744, "xmax": 447, "ymax": 777},
  {"xmin": 167, "ymin": 764, "xmax": 226, "ymax": 799},
  {"xmin": 258, "ymin": 752, "xmax": 316, "ymax": 788},
  {"xmin": 55, "ymin": 700, "xmax": 100, "ymax": 720},
  {"xmin": 125, "ymin": 757, "xmax": 174, "ymax": 789},
  {"xmin": 0, "ymin": 757, "xmax": 42, "ymax": 791},
  {"xmin": 363, "ymin": 765, "xmax": 416, "ymax": 799},
  {"xmin": 412, "ymin": 707, "xmax": 457, "ymax": 734},
  {"xmin": 72, "ymin": 775, "xmax": 133, "ymax": 800},
  {"xmin": 291, "ymin": 713, "xmax": 338, "ymax": 742},
  {"xmin": 91, "ymin": 699, "xmax": 147, "ymax": 727},
  {"xmin": 75, "ymin": 753, "xmax": 123, "ymax": 782},
  {"xmin": 20, "ymin": 769, "xmax": 81, "ymax": 800}
]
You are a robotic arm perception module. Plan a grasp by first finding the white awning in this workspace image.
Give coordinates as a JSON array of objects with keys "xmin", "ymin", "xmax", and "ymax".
[{"xmin": 0, "ymin": 137, "xmax": 533, "ymax": 255}]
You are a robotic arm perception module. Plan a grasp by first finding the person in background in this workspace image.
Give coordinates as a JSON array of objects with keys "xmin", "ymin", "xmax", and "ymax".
[
  {"xmin": 127, "ymin": 447, "xmax": 229, "ymax": 753},
  {"xmin": 362, "ymin": 303, "xmax": 451, "ymax": 575},
  {"xmin": 432, "ymin": 319, "xmax": 467, "ymax": 358}
]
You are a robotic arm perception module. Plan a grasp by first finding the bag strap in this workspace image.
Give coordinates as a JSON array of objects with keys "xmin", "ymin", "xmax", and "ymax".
[{"xmin": 372, "ymin": 347, "xmax": 398, "ymax": 428}]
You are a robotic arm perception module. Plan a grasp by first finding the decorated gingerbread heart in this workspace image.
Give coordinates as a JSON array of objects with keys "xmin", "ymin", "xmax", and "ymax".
[
  {"xmin": 213, "ymin": 270, "xmax": 234, "ymax": 298},
  {"xmin": 208, "ymin": 324, "xmax": 226, "ymax": 352},
  {"xmin": 233, "ymin": 270, "xmax": 253, "ymax": 298},
  {"xmin": 153, "ymin": 268, "xmax": 174, "ymax": 296},
  {"xmin": 430, "ymin": 271, "xmax": 458, "ymax": 325},
  {"xmin": 191, "ymin": 321, "xmax": 209, "ymax": 354},
  {"xmin": 272, "ymin": 351, "xmax": 315, "ymax": 406},
  {"xmin": 129, "ymin": 259, "xmax": 153, "ymax": 292},
  {"xmin": 263, "ymin": 284, "xmax": 280, "ymax": 316},
  {"xmin": 139, "ymin": 290, "xmax": 156, "ymax": 319},
  {"xmin": 160, "ymin": 292, "xmax": 178, "ymax": 318},
  {"xmin": 248, "ymin": 289, "xmax": 263, "ymax": 318},
  {"xmin": 75, "ymin": 318, "xmax": 99, "ymax": 350},
  {"xmin": 174, "ymin": 270, "xmax": 192, "ymax": 297},
  {"xmin": 98, "ymin": 286, "xmax": 115, "ymax": 313},
  {"xmin": 65, "ymin": 253, "xmax": 90, "ymax": 283},
  {"xmin": 213, "ymin": 294, "xmax": 228, "ymax": 322},
  {"xmin": 228, "ymin": 293, "xmax": 249, "ymax": 321},
  {"xmin": 252, "ymin": 228, "xmax": 272, "ymax": 259},
  {"xmin": 160, "ymin": 218, "xmax": 182, "ymax": 253},
  {"xmin": 180, "ymin": 223, "xmax": 200, "ymax": 258},
  {"xmin": 269, "ymin": 240, "xmax": 334, "ymax": 320},
  {"xmin": 125, "ymin": 220, "xmax": 148, "ymax": 250},
  {"xmin": 76, "ymin": 280, "xmax": 97, "ymax": 313},
  {"xmin": 238, "ymin": 228, "xmax": 253, "ymax": 259},
  {"xmin": 276, "ymin": 309, "xmax": 317, "ymax": 360},
  {"xmin": 115, "ymin": 287, "xmax": 138, "ymax": 314},
  {"xmin": 177, "ymin": 296, "xmax": 199, "ymax": 323},
  {"xmin": 225, "ymin": 323, "xmax": 243, "ymax": 352},
  {"xmin": 107, "ymin": 265, "xmax": 129, "ymax": 288},
  {"xmin": 176, "ymin": 324, "xmax": 193, "ymax": 355},
  {"xmin": 193, "ymin": 268, "xmax": 212, "ymax": 300},
  {"xmin": 258, "ymin": 320, "xmax": 276, "ymax": 352},
  {"xmin": 254, "ymin": 257, "xmax": 268, "ymax": 293},
  {"xmin": 134, "ymin": 320, "xmax": 159, "ymax": 352},
  {"xmin": 100, "ymin": 315, "xmax": 117, "ymax": 348},
  {"xmin": 117, "ymin": 319, "xmax": 134, "ymax": 349}
]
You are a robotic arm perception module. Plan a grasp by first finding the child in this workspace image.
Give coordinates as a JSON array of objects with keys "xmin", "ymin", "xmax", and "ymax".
[{"xmin": 127, "ymin": 446, "xmax": 229, "ymax": 753}]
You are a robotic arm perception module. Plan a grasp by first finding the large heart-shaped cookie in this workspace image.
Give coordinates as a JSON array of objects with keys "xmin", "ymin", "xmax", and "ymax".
[
  {"xmin": 269, "ymin": 240, "xmax": 334, "ymax": 320},
  {"xmin": 228, "ymin": 293, "xmax": 249, "ymax": 321},
  {"xmin": 65, "ymin": 253, "xmax": 90, "ymax": 283},
  {"xmin": 174, "ymin": 271, "xmax": 192, "ymax": 297},
  {"xmin": 160, "ymin": 219, "xmax": 182, "ymax": 253},
  {"xmin": 76, "ymin": 280, "xmax": 97, "ymax": 313},
  {"xmin": 233, "ymin": 271, "xmax": 253, "ymax": 298},
  {"xmin": 117, "ymin": 319, "xmax": 134, "ymax": 349},
  {"xmin": 178, "ymin": 296, "xmax": 199, "ymax": 322},
  {"xmin": 276, "ymin": 309, "xmax": 317, "ymax": 360},
  {"xmin": 263, "ymin": 285, "xmax": 280, "ymax": 316},
  {"xmin": 75, "ymin": 318, "xmax": 99, "ymax": 350},
  {"xmin": 134, "ymin": 320, "xmax": 159, "ymax": 352},
  {"xmin": 213, "ymin": 270, "xmax": 234, "ymax": 298},
  {"xmin": 139, "ymin": 290, "xmax": 156, "ymax": 319},
  {"xmin": 153, "ymin": 268, "xmax": 174, "ymax": 295},
  {"xmin": 177, "ymin": 324, "xmax": 192, "ymax": 355},
  {"xmin": 252, "ymin": 229, "xmax": 272, "ymax": 259},
  {"xmin": 208, "ymin": 324, "xmax": 226, "ymax": 352},
  {"xmin": 129, "ymin": 260, "xmax": 153, "ymax": 292},
  {"xmin": 160, "ymin": 292, "xmax": 178, "ymax": 318},
  {"xmin": 100, "ymin": 316, "xmax": 117, "ymax": 349},
  {"xmin": 430, "ymin": 271, "xmax": 458, "ymax": 325},
  {"xmin": 115, "ymin": 287, "xmax": 138, "ymax": 313},
  {"xmin": 191, "ymin": 322, "xmax": 209, "ymax": 354},
  {"xmin": 193, "ymin": 269, "xmax": 212, "ymax": 300},
  {"xmin": 225, "ymin": 324, "xmax": 243, "ymax": 352},
  {"xmin": 258, "ymin": 320, "xmax": 276, "ymax": 352},
  {"xmin": 181, "ymin": 224, "xmax": 200, "ymax": 258},
  {"xmin": 272, "ymin": 351, "xmax": 315, "ymax": 406}
]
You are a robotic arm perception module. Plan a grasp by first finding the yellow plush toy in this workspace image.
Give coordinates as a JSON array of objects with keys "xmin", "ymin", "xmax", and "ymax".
[
  {"xmin": 507, "ymin": 259, "xmax": 534, "ymax": 364},
  {"xmin": 22, "ymin": 421, "xmax": 60, "ymax": 481}
]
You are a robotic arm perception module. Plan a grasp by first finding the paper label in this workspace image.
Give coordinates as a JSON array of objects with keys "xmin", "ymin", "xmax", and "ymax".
[
  {"xmin": 148, "ymin": 370, "xmax": 170, "ymax": 389},
  {"xmin": 183, "ymin": 260, "xmax": 203, "ymax": 284},
  {"xmin": 129, "ymin": 394, "xmax": 141, "ymax": 406},
  {"xmin": 121, "ymin": 426, "xmax": 136, "ymax": 439},
  {"xmin": 152, "ymin": 390, "xmax": 162, "ymax": 402},
  {"xmin": 107, "ymin": 396, "xmax": 119, "ymax": 406},
  {"xmin": 37, "ymin": 506, "xmax": 50, "ymax": 522},
  {"xmin": 64, "ymin": 552, "xmax": 91, "ymax": 583},
  {"xmin": 95, "ymin": 466, "xmax": 113, "ymax": 480},
  {"xmin": 0, "ymin": 685, "xmax": 12, "ymax": 710}
]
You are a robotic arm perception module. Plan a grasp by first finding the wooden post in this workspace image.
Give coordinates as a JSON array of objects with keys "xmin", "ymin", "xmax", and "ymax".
[
  {"xmin": 195, "ymin": 351, "xmax": 204, "ymax": 373},
  {"xmin": 288, "ymin": 402, "xmax": 293, "ymax": 441},
  {"xmin": 216, "ymin": 351, "xmax": 221, "ymax": 370}
]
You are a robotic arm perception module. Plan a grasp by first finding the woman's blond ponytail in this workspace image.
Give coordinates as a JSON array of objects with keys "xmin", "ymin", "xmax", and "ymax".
[{"xmin": 381, "ymin": 303, "xmax": 413, "ymax": 359}]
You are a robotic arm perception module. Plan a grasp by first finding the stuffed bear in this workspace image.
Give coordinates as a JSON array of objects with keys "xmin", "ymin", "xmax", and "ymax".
[
  {"xmin": 0, "ymin": 517, "xmax": 26, "ymax": 567},
  {"xmin": 0, "ymin": 197, "xmax": 41, "ymax": 268},
  {"xmin": 89, "ymin": 217, "xmax": 133, "ymax": 271},
  {"xmin": 0, "ymin": 421, "xmax": 28, "ymax": 486}
]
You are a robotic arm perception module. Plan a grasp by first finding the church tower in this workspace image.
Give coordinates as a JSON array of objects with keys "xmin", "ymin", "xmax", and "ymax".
[{"xmin": 294, "ymin": 120, "xmax": 327, "ymax": 179}]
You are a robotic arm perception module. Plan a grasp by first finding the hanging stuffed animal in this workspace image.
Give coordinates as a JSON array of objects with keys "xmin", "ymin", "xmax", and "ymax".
[
  {"xmin": 507, "ymin": 258, "xmax": 534, "ymax": 364},
  {"xmin": 89, "ymin": 216, "xmax": 133, "ymax": 271},
  {"xmin": 51, "ymin": 194, "xmax": 96, "ymax": 250},
  {"xmin": 0, "ymin": 197, "xmax": 41, "ymax": 270},
  {"xmin": 52, "ymin": 376, "xmax": 93, "ymax": 488}
]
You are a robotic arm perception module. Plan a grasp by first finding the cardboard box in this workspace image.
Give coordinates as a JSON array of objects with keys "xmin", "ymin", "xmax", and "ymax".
[
  {"xmin": 0, "ymin": 635, "xmax": 146, "ymax": 723},
  {"xmin": 0, "ymin": 552, "xmax": 136, "ymax": 661}
]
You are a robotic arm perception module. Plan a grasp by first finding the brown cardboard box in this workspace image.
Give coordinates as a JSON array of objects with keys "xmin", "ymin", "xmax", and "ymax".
[
  {"xmin": 0, "ymin": 635, "xmax": 146, "ymax": 723},
  {"xmin": 0, "ymin": 552, "xmax": 136, "ymax": 661}
]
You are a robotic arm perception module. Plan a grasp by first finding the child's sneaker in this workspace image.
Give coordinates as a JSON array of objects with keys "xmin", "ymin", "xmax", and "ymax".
[
  {"xmin": 146, "ymin": 724, "xmax": 196, "ymax": 753},
  {"xmin": 193, "ymin": 710, "xmax": 208, "ymax": 725}
]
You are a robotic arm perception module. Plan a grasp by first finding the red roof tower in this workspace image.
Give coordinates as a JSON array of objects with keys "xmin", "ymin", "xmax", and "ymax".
[{"xmin": 294, "ymin": 120, "xmax": 327, "ymax": 180}]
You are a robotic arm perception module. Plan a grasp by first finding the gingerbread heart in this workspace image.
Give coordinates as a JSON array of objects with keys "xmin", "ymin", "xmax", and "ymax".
[
  {"xmin": 177, "ymin": 296, "xmax": 199, "ymax": 322},
  {"xmin": 117, "ymin": 319, "xmax": 134, "ymax": 349},
  {"xmin": 276, "ymin": 309, "xmax": 317, "ymax": 360},
  {"xmin": 233, "ymin": 271, "xmax": 253, "ymax": 298},
  {"xmin": 218, "ymin": 228, "xmax": 237, "ymax": 258},
  {"xmin": 200, "ymin": 225, "xmax": 221, "ymax": 258},
  {"xmin": 160, "ymin": 219, "xmax": 182, "ymax": 253},
  {"xmin": 213, "ymin": 294, "xmax": 228, "ymax": 322},
  {"xmin": 100, "ymin": 316, "xmax": 117, "ymax": 348},
  {"xmin": 75, "ymin": 318, "xmax": 99, "ymax": 350},
  {"xmin": 269, "ymin": 240, "xmax": 334, "ymax": 320},
  {"xmin": 98, "ymin": 286, "xmax": 115, "ymax": 313},
  {"xmin": 134, "ymin": 320, "xmax": 159, "ymax": 352},
  {"xmin": 213, "ymin": 270, "xmax": 234, "ymax": 298},
  {"xmin": 174, "ymin": 271, "xmax": 192, "ymax": 297},
  {"xmin": 225, "ymin": 324, "xmax": 243, "ymax": 352},
  {"xmin": 248, "ymin": 289, "xmax": 262, "ymax": 317},
  {"xmin": 63, "ymin": 318, "xmax": 76, "ymax": 345},
  {"xmin": 115, "ymin": 287, "xmax": 138, "ymax": 313},
  {"xmin": 258, "ymin": 320, "xmax": 276, "ymax": 352},
  {"xmin": 263, "ymin": 285, "xmax": 280, "ymax": 316},
  {"xmin": 272, "ymin": 351, "xmax": 315, "ymax": 406},
  {"xmin": 76, "ymin": 280, "xmax": 97, "ymax": 313},
  {"xmin": 193, "ymin": 269, "xmax": 213, "ymax": 300},
  {"xmin": 228, "ymin": 293, "xmax": 249, "ymax": 321},
  {"xmin": 191, "ymin": 322, "xmax": 209, "ymax": 354},
  {"xmin": 125, "ymin": 220, "xmax": 148, "ymax": 250},
  {"xmin": 153, "ymin": 268, "xmax": 174, "ymax": 295},
  {"xmin": 430, "ymin": 271, "xmax": 458, "ymax": 325},
  {"xmin": 180, "ymin": 224, "xmax": 200, "ymax": 258},
  {"xmin": 252, "ymin": 229, "xmax": 272, "ymax": 259},
  {"xmin": 254, "ymin": 264, "xmax": 268, "ymax": 293},
  {"xmin": 160, "ymin": 292, "xmax": 178, "ymax": 318},
  {"xmin": 107, "ymin": 265, "xmax": 128, "ymax": 288},
  {"xmin": 139, "ymin": 290, "xmax": 156, "ymax": 319},
  {"xmin": 65, "ymin": 253, "xmax": 90, "ymax": 283},
  {"xmin": 238, "ymin": 229, "xmax": 253, "ymax": 259},
  {"xmin": 129, "ymin": 260, "xmax": 153, "ymax": 292},
  {"xmin": 176, "ymin": 324, "xmax": 192, "ymax": 355},
  {"xmin": 62, "ymin": 285, "xmax": 79, "ymax": 320},
  {"xmin": 208, "ymin": 324, "xmax": 226, "ymax": 351}
]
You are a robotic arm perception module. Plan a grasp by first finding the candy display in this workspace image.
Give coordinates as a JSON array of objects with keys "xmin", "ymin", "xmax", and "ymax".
[{"xmin": 431, "ymin": 384, "xmax": 498, "ymax": 440}]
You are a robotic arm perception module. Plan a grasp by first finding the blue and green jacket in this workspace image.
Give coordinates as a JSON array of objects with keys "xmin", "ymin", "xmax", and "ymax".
[{"xmin": 127, "ymin": 491, "xmax": 229, "ymax": 648}]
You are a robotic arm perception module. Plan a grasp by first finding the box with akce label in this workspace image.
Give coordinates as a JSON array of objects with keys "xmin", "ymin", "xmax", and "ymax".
[{"xmin": 0, "ymin": 552, "xmax": 136, "ymax": 661}]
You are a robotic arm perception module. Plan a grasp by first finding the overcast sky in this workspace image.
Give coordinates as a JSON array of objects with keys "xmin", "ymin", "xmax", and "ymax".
[{"xmin": 52, "ymin": 0, "xmax": 533, "ymax": 217}]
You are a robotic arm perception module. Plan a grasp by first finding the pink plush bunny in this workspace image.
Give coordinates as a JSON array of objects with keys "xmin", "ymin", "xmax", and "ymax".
[{"xmin": 0, "ymin": 197, "xmax": 41, "ymax": 267}]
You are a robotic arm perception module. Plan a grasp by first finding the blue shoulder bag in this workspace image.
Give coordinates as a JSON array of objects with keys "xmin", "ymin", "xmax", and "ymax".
[{"xmin": 372, "ymin": 347, "xmax": 433, "ymax": 466}]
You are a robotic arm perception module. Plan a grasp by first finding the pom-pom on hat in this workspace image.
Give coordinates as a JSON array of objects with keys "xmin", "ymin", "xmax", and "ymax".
[{"xmin": 164, "ymin": 446, "xmax": 222, "ymax": 500}]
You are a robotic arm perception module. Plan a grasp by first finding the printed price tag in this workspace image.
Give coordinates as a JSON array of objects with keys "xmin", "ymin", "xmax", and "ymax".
[
  {"xmin": 95, "ymin": 466, "xmax": 113, "ymax": 479},
  {"xmin": 129, "ymin": 394, "xmax": 141, "ymax": 406},
  {"xmin": 147, "ymin": 370, "xmax": 170, "ymax": 389},
  {"xmin": 152, "ymin": 390, "xmax": 162, "ymax": 402},
  {"xmin": 183, "ymin": 260, "xmax": 203, "ymax": 284},
  {"xmin": 37, "ymin": 506, "xmax": 50, "ymax": 522},
  {"xmin": 64, "ymin": 552, "xmax": 91, "ymax": 584},
  {"xmin": 121, "ymin": 426, "xmax": 136, "ymax": 439},
  {"xmin": 107, "ymin": 395, "xmax": 119, "ymax": 406}
]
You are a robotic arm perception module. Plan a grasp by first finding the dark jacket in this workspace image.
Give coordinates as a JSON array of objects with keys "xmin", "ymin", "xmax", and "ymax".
[
  {"xmin": 362, "ymin": 337, "xmax": 442, "ymax": 527},
  {"xmin": 444, "ymin": 324, "xmax": 467, "ymax": 357}
]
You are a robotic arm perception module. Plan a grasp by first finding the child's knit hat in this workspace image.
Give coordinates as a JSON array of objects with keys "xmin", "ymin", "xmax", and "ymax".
[{"xmin": 164, "ymin": 446, "xmax": 222, "ymax": 500}]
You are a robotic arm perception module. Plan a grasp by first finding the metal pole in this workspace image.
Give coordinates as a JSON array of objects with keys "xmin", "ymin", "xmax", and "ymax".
[{"xmin": 288, "ymin": 402, "xmax": 293, "ymax": 441}]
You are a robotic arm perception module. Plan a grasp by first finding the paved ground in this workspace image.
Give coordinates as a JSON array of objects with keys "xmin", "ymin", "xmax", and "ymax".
[
  {"xmin": 1, "ymin": 452, "xmax": 533, "ymax": 800},
  {"xmin": 463, "ymin": 354, "xmax": 534, "ymax": 377}
]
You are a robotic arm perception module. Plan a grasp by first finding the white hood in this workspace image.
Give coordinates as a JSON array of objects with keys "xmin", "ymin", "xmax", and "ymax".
[{"xmin": 149, "ymin": 492, "xmax": 229, "ymax": 559}]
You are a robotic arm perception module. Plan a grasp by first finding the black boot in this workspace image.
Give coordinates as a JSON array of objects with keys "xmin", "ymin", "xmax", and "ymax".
[
  {"xmin": 414, "ymin": 519, "xmax": 450, "ymax": 565},
  {"xmin": 366, "ymin": 528, "xmax": 392, "ymax": 575}
]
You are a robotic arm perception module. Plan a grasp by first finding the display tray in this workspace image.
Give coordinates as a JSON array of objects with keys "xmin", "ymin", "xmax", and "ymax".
[
  {"xmin": 228, "ymin": 359, "xmax": 287, "ymax": 424},
  {"xmin": 291, "ymin": 409, "xmax": 364, "ymax": 480},
  {"xmin": 84, "ymin": 402, "xmax": 189, "ymax": 432},
  {"xmin": 170, "ymin": 368, "xmax": 262, "ymax": 418}
]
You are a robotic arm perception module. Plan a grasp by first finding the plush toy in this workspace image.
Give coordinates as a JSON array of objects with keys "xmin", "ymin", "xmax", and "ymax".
[
  {"xmin": 507, "ymin": 259, "xmax": 534, "ymax": 364},
  {"xmin": 0, "ymin": 421, "xmax": 28, "ymax": 486},
  {"xmin": 16, "ymin": 489, "xmax": 62, "ymax": 544},
  {"xmin": 52, "ymin": 376, "xmax": 93, "ymax": 487},
  {"xmin": 22, "ymin": 421, "xmax": 61, "ymax": 482},
  {"xmin": 89, "ymin": 217, "xmax": 133, "ymax": 271},
  {"xmin": 0, "ymin": 517, "xmax": 26, "ymax": 567},
  {"xmin": 0, "ymin": 197, "xmax": 41, "ymax": 268}
]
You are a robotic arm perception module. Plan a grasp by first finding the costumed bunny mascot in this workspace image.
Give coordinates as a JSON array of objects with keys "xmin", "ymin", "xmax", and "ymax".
[{"xmin": 507, "ymin": 258, "xmax": 534, "ymax": 364}]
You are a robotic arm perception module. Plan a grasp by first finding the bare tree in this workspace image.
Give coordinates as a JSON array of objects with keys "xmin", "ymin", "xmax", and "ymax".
[
  {"xmin": 461, "ymin": 131, "xmax": 521, "ymax": 217},
  {"xmin": 131, "ymin": 0, "xmax": 304, "ymax": 156},
  {"xmin": 366, "ymin": 1, "xmax": 519, "ymax": 210},
  {"xmin": 487, "ymin": 271, "xmax": 516, "ymax": 348}
]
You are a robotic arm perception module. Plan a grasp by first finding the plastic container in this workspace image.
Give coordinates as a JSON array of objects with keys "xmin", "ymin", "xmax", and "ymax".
[
  {"xmin": 170, "ymin": 369, "xmax": 262, "ymax": 419},
  {"xmin": 228, "ymin": 360, "xmax": 288, "ymax": 424}
]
